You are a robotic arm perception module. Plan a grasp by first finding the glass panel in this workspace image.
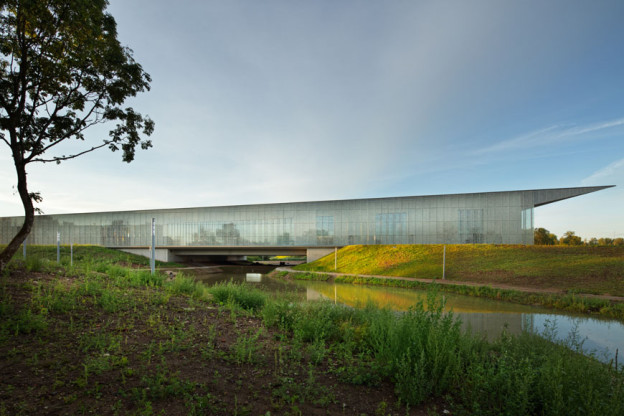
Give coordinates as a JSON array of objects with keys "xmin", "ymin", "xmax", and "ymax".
[
  {"xmin": 458, "ymin": 209, "xmax": 484, "ymax": 243},
  {"xmin": 0, "ymin": 191, "xmax": 540, "ymax": 247}
]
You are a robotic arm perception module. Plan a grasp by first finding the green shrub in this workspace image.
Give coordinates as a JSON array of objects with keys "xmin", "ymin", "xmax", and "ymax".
[
  {"xmin": 369, "ymin": 298, "xmax": 463, "ymax": 405},
  {"xmin": 262, "ymin": 299, "xmax": 300, "ymax": 331},
  {"xmin": 455, "ymin": 327, "xmax": 624, "ymax": 416},
  {"xmin": 127, "ymin": 270, "xmax": 166, "ymax": 287},
  {"xmin": 25, "ymin": 256, "xmax": 47, "ymax": 272},
  {"xmin": 291, "ymin": 301, "xmax": 359, "ymax": 343},
  {"xmin": 231, "ymin": 328, "xmax": 264, "ymax": 364},
  {"xmin": 165, "ymin": 274, "xmax": 201, "ymax": 297},
  {"xmin": 105, "ymin": 264, "xmax": 128, "ymax": 280},
  {"xmin": 34, "ymin": 282, "xmax": 79, "ymax": 313},
  {"xmin": 1, "ymin": 305, "xmax": 48, "ymax": 335},
  {"xmin": 208, "ymin": 281, "xmax": 267, "ymax": 311}
]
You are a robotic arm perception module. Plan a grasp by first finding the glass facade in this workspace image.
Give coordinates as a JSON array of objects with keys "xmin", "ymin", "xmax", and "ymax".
[{"xmin": 0, "ymin": 189, "xmax": 553, "ymax": 247}]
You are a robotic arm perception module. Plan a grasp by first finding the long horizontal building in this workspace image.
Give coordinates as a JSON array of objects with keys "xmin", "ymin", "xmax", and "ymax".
[{"xmin": 0, "ymin": 186, "xmax": 613, "ymax": 262}]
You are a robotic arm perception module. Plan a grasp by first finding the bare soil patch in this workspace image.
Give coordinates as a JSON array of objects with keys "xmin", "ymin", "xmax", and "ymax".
[{"xmin": 0, "ymin": 270, "xmax": 447, "ymax": 415}]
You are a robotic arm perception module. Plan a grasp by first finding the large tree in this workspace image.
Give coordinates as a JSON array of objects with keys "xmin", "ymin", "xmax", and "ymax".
[
  {"xmin": 559, "ymin": 231, "xmax": 583, "ymax": 246},
  {"xmin": 0, "ymin": 0, "xmax": 153, "ymax": 272},
  {"xmin": 533, "ymin": 227, "xmax": 558, "ymax": 245}
]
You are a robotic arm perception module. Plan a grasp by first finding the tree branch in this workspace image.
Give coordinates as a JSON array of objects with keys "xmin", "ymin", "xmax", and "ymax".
[
  {"xmin": 32, "ymin": 139, "xmax": 111, "ymax": 163},
  {"xmin": 24, "ymin": 91, "xmax": 106, "ymax": 163}
]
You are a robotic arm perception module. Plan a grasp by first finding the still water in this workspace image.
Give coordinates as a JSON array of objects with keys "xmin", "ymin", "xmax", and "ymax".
[{"xmin": 190, "ymin": 266, "xmax": 623, "ymax": 364}]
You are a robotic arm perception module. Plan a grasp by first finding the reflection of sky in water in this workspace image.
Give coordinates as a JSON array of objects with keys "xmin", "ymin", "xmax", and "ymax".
[{"xmin": 527, "ymin": 314, "xmax": 624, "ymax": 363}]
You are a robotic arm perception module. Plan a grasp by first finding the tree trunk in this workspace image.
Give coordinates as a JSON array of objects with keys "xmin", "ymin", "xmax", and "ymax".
[{"xmin": 0, "ymin": 158, "xmax": 34, "ymax": 274}]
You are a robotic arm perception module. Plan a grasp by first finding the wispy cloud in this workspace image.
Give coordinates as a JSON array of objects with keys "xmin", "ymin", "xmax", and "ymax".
[
  {"xmin": 473, "ymin": 117, "xmax": 624, "ymax": 155},
  {"xmin": 571, "ymin": 118, "xmax": 624, "ymax": 136},
  {"xmin": 582, "ymin": 158, "xmax": 624, "ymax": 185}
]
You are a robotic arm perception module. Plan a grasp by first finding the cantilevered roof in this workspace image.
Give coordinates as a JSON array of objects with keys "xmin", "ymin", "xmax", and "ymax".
[
  {"xmin": 0, "ymin": 186, "xmax": 614, "ymax": 219},
  {"xmin": 532, "ymin": 185, "xmax": 615, "ymax": 207}
]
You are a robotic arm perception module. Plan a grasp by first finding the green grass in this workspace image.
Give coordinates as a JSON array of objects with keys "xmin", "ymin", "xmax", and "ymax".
[
  {"xmin": 295, "ymin": 244, "xmax": 624, "ymax": 296},
  {"xmin": 2, "ymin": 245, "xmax": 623, "ymax": 415},
  {"xmin": 208, "ymin": 281, "xmax": 268, "ymax": 311},
  {"xmin": 2, "ymin": 244, "xmax": 183, "ymax": 272},
  {"xmin": 259, "ymin": 290, "xmax": 624, "ymax": 414}
]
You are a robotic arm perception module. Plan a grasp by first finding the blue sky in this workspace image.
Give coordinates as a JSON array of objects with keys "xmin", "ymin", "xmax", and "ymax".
[{"xmin": 1, "ymin": 0, "xmax": 622, "ymax": 239}]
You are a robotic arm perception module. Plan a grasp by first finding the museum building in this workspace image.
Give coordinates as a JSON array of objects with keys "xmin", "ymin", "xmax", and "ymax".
[{"xmin": 0, "ymin": 186, "xmax": 612, "ymax": 262}]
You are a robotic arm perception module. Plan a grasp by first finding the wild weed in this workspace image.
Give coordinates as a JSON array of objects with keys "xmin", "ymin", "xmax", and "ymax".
[
  {"xmin": 209, "ymin": 281, "xmax": 267, "ymax": 311},
  {"xmin": 127, "ymin": 270, "xmax": 166, "ymax": 287},
  {"xmin": 79, "ymin": 332, "xmax": 122, "ymax": 354},
  {"xmin": 231, "ymin": 328, "xmax": 264, "ymax": 364},
  {"xmin": 25, "ymin": 256, "xmax": 47, "ymax": 273},
  {"xmin": 34, "ymin": 281, "xmax": 79, "ymax": 313},
  {"xmin": 165, "ymin": 273, "xmax": 198, "ymax": 296},
  {"xmin": 134, "ymin": 364, "xmax": 196, "ymax": 401},
  {"xmin": 290, "ymin": 301, "xmax": 354, "ymax": 343},
  {"xmin": 455, "ymin": 325, "xmax": 624, "ymax": 416},
  {"xmin": 307, "ymin": 337, "xmax": 326, "ymax": 365},
  {"xmin": 2, "ymin": 306, "xmax": 48, "ymax": 335},
  {"xmin": 262, "ymin": 299, "xmax": 299, "ymax": 331},
  {"xmin": 98, "ymin": 286, "xmax": 131, "ymax": 312},
  {"xmin": 200, "ymin": 325, "xmax": 218, "ymax": 360}
]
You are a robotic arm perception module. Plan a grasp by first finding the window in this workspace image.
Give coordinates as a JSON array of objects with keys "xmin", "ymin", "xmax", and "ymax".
[{"xmin": 521, "ymin": 208, "xmax": 533, "ymax": 230}]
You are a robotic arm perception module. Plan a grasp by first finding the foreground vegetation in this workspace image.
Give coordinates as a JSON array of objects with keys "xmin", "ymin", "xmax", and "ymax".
[
  {"xmin": 296, "ymin": 244, "xmax": 624, "ymax": 297},
  {"xmin": 1, "ymin": 246, "xmax": 623, "ymax": 415}
]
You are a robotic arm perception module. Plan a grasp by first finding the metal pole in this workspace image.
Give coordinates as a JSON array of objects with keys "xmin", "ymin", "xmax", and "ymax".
[
  {"xmin": 442, "ymin": 245, "xmax": 446, "ymax": 280},
  {"xmin": 57, "ymin": 232, "xmax": 60, "ymax": 263},
  {"xmin": 150, "ymin": 218, "xmax": 156, "ymax": 275},
  {"xmin": 334, "ymin": 247, "xmax": 337, "ymax": 271}
]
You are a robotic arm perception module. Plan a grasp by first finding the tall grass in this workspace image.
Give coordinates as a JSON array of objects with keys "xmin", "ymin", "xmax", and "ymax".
[
  {"xmin": 455, "ymin": 327, "xmax": 624, "ymax": 416},
  {"xmin": 257, "ymin": 286, "xmax": 624, "ymax": 413},
  {"xmin": 304, "ymin": 297, "xmax": 461, "ymax": 404},
  {"xmin": 349, "ymin": 296, "xmax": 462, "ymax": 404},
  {"xmin": 208, "ymin": 281, "xmax": 267, "ymax": 311},
  {"xmin": 3, "ymin": 246, "xmax": 214, "ymax": 323},
  {"xmin": 4, "ymin": 245, "xmax": 623, "ymax": 414},
  {"xmin": 3, "ymin": 244, "xmax": 181, "ymax": 274}
]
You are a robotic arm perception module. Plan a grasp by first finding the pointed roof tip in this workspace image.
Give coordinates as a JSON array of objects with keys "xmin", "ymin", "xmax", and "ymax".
[{"xmin": 533, "ymin": 185, "xmax": 615, "ymax": 207}]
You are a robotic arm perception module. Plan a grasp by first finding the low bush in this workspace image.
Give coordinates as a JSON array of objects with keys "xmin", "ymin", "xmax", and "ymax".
[
  {"xmin": 2, "ymin": 246, "xmax": 622, "ymax": 415},
  {"xmin": 259, "ymin": 286, "xmax": 624, "ymax": 412},
  {"xmin": 208, "ymin": 281, "xmax": 267, "ymax": 311}
]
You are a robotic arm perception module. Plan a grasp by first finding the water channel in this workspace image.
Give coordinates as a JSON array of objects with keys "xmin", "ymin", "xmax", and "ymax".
[{"xmin": 186, "ymin": 265, "xmax": 623, "ymax": 364}]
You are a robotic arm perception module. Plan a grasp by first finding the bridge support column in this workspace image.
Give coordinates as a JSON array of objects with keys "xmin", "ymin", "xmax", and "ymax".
[
  {"xmin": 119, "ymin": 248, "xmax": 183, "ymax": 263},
  {"xmin": 306, "ymin": 248, "xmax": 334, "ymax": 263}
]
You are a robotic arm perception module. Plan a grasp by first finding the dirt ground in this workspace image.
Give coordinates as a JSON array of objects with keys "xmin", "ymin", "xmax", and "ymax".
[{"xmin": 0, "ymin": 270, "xmax": 450, "ymax": 415}]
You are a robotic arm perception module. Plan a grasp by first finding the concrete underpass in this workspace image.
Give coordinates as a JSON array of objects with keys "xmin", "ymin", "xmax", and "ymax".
[{"xmin": 114, "ymin": 246, "xmax": 339, "ymax": 263}]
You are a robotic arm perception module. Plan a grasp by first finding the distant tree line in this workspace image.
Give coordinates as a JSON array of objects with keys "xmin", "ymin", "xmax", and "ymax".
[{"xmin": 534, "ymin": 228, "xmax": 624, "ymax": 246}]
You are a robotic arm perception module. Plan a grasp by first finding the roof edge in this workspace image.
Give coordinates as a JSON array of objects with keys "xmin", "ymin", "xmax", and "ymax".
[
  {"xmin": 0, "ymin": 185, "xmax": 616, "ymax": 218},
  {"xmin": 533, "ymin": 185, "xmax": 615, "ymax": 207}
]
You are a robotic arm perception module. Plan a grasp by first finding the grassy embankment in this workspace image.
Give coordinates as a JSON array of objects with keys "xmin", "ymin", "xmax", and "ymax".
[
  {"xmin": 4, "ymin": 243, "xmax": 184, "ymax": 270},
  {"xmin": 1, "ymin": 245, "xmax": 623, "ymax": 415},
  {"xmin": 292, "ymin": 245, "xmax": 624, "ymax": 319}
]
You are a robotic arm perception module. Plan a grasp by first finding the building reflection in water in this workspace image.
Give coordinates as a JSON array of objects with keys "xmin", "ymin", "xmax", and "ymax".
[{"xmin": 302, "ymin": 282, "xmax": 623, "ymax": 363}]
